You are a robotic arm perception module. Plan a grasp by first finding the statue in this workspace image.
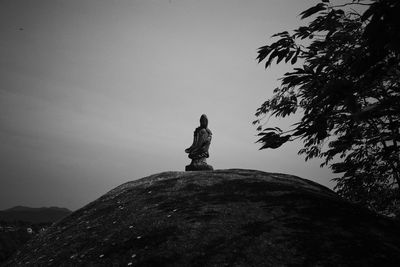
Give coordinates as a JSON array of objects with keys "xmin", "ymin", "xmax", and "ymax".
[{"xmin": 185, "ymin": 114, "xmax": 214, "ymax": 171}]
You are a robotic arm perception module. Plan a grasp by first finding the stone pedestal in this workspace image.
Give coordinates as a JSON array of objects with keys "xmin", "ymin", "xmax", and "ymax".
[{"xmin": 185, "ymin": 158, "xmax": 213, "ymax": 171}]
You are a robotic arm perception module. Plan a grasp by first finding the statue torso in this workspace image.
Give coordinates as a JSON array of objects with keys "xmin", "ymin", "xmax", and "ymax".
[{"xmin": 189, "ymin": 127, "xmax": 212, "ymax": 159}]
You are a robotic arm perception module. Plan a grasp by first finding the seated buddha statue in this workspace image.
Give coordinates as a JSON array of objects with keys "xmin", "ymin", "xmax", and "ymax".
[{"xmin": 185, "ymin": 114, "xmax": 214, "ymax": 171}]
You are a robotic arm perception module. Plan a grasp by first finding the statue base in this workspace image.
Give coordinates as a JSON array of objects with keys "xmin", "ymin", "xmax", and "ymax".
[{"xmin": 185, "ymin": 158, "xmax": 213, "ymax": 171}]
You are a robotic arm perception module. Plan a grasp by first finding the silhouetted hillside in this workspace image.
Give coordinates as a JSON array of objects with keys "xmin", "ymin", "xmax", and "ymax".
[
  {"xmin": 0, "ymin": 229, "xmax": 31, "ymax": 264},
  {"xmin": 0, "ymin": 206, "xmax": 71, "ymax": 224},
  {"xmin": 6, "ymin": 170, "xmax": 400, "ymax": 266}
]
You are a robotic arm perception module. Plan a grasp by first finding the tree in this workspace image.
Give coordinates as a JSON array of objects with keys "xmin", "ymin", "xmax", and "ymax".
[{"xmin": 254, "ymin": 0, "xmax": 400, "ymax": 216}]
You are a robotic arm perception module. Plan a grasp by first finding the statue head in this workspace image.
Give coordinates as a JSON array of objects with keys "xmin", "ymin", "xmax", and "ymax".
[{"xmin": 200, "ymin": 114, "xmax": 208, "ymax": 128}]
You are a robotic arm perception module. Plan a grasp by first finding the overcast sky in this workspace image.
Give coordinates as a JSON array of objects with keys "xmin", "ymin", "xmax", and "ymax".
[{"xmin": 0, "ymin": 0, "xmax": 335, "ymax": 211}]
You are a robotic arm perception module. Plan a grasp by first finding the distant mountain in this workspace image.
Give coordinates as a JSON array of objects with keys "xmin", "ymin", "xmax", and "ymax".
[{"xmin": 0, "ymin": 206, "xmax": 72, "ymax": 223}]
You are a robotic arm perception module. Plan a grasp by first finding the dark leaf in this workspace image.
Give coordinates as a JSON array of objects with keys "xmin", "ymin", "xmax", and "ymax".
[
  {"xmin": 260, "ymin": 127, "xmax": 283, "ymax": 133},
  {"xmin": 291, "ymin": 47, "xmax": 301, "ymax": 64},
  {"xmin": 271, "ymin": 31, "xmax": 289, "ymax": 37},
  {"xmin": 276, "ymin": 49, "xmax": 288, "ymax": 64},
  {"xmin": 257, "ymin": 46, "xmax": 272, "ymax": 63},
  {"xmin": 285, "ymin": 50, "xmax": 295, "ymax": 63},
  {"xmin": 361, "ymin": 3, "xmax": 377, "ymax": 21},
  {"xmin": 299, "ymin": 3, "xmax": 327, "ymax": 19},
  {"xmin": 265, "ymin": 49, "xmax": 279, "ymax": 67}
]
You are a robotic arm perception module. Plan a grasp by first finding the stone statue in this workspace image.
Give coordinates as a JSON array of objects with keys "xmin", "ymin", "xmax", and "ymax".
[{"xmin": 185, "ymin": 114, "xmax": 213, "ymax": 171}]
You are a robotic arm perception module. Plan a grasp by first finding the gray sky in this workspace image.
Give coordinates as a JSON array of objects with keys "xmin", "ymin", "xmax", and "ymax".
[{"xmin": 0, "ymin": 0, "xmax": 333, "ymax": 211}]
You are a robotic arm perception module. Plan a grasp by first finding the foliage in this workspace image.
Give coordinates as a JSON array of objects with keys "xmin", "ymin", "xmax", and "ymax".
[{"xmin": 254, "ymin": 0, "xmax": 400, "ymax": 216}]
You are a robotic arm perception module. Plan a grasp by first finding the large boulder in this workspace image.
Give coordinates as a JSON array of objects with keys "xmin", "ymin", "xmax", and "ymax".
[{"xmin": 5, "ymin": 169, "xmax": 400, "ymax": 266}]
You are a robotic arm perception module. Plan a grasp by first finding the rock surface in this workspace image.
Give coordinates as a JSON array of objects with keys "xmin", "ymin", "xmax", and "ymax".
[{"xmin": 5, "ymin": 169, "xmax": 400, "ymax": 266}]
